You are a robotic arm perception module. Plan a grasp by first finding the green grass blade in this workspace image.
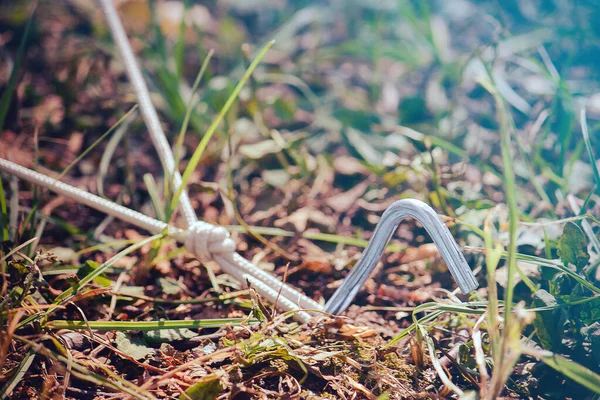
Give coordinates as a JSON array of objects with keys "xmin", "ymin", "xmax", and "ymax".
[
  {"xmin": 45, "ymin": 318, "xmax": 257, "ymax": 331},
  {"xmin": 53, "ymin": 234, "xmax": 163, "ymax": 305},
  {"xmin": 384, "ymin": 301, "xmax": 491, "ymax": 349},
  {"xmin": 384, "ymin": 310, "xmax": 443, "ymax": 348},
  {"xmin": 466, "ymin": 246, "xmax": 600, "ymax": 294},
  {"xmin": 148, "ymin": 0, "xmax": 167, "ymax": 63},
  {"xmin": 73, "ymin": 239, "xmax": 137, "ymax": 257},
  {"xmin": 512, "ymin": 253, "xmax": 600, "ymax": 294},
  {"xmin": 0, "ymin": 237, "xmax": 37, "ymax": 263},
  {"xmin": 173, "ymin": 49, "xmax": 215, "ymax": 164},
  {"xmin": 52, "ymin": 105, "xmax": 138, "ymax": 187},
  {"xmin": 143, "ymin": 173, "xmax": 166, "ymax": 221},
  {"xmin": 420, "ymin": 325, "xmax": 464, "ymax": 396},
  {"xmin": 225, "ymin": 224, "xmax": 403, "ymax": 251},
  {"xmin": 0, "ymin": 349, "xmax": 35, "ymax": 400},
  {"xmin": 484, "ymin": 215, "xmax": 504, "ymax": 358},
  {"xmin": 523, "ymin": 347, "xmax": 600, "ymax": 394},
  {"xmin": 396, "ymin": 126, "xmax": 503, "ymax": 180},
  {"xmin": 412, "ymin": 301, "xmax": 488, "ymax": 315},
  {"xmin": 173, "ymin": 49, "xmax": 214, "ymax": 165},
  {"xmin": 97, "ymin": 110, "xmax": 135, "ymax": 197},
  {"xmin": 580, "ymin": 109, "xmax": 600, "ymax": 196},
  {"xmin": 0, "ymin": 6, "xmax": 35, "ymax": 131},
  {"xmin": 0, "ymin": 178, "xmax": 8, "ymax": 241},
  {"xmin": 170, "ymin": 40, "xmax": 275, "ymax": 213},
  {"xmin": 303, "ymin": 231, "xmax": 404, "ymax": 252},
  {"xmin": 478, "ymin": 75, "xmax": 520, "ymax": 321},
  {"xmin": 16, "ymin": 312, "xmax": 46, "ymax": 329},
  {"xmin": 173, "ymin": 0, "xmax": 190, "ymax": 81}
]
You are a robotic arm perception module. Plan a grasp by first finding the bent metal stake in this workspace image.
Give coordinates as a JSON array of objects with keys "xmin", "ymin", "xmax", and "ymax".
[{"xmin": 0, "ymin": 0, "xmax": 478, "ymax": 323}]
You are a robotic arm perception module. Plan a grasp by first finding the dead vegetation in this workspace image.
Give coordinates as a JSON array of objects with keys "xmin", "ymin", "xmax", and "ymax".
[{"xmin": 1, "ymin": 0, "xmax": 600, "ymax": 399}]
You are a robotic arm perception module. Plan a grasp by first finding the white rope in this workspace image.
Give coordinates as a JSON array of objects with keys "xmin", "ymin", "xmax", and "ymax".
[
  {"xmin": 98, "ymin": 0, "xmax": 322, "ymax": 321},
  {"xmin": 185, "ymin": 221, "xmax": 236, "ymax": 262},
  {"xmin": 216, "ymin": 253, "xmax": 322, "ymax": 311},
  {"xmin": 99, "ymin": 0, "xmax": 196, "ymax": 227},
  {"xmin": 0, "ymin": 158, "xmax": 320, "ymax": 322},
  {"xmin": 0, "ymin": 1, "xmax": 478, "ymax": 326},
  {"xmin": 0, "ymin": 157, "xmax": 478, "ymax": 321},
  {"xmin": 0, "ymin": 158, "xmax": 177, "ymax": 236}
]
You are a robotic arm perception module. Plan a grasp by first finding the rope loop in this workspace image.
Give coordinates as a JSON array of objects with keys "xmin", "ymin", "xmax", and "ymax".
[{"xmin": 185, "ymin": 221, "xmax": 236, "ymax": 262}]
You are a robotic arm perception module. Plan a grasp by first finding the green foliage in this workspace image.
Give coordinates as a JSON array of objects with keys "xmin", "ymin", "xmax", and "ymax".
[
  {"xmin": 114, "ymin": 331, "xmax": 155, "ymax": 361},
  {"xmin": 525, "ymin": 348, "xmax": 600, "ymax": 394},
  {"xmin": 182, "ymin": 376, "xmax": 223, "ymax": 400},
  {"xmin": 0, "ymin": 6, "xmax": 35, "ymax": 131},
  {"xmin": 53, "ymin": 234, "xmax": 164, "ymax": 306},
  {"xmin": 170, "ymin": 40, "xmax": 275, "ymax": 213},
  {"xmin": 580, "ymin": 110, "xmax": 600, "ymax": 195},
  {"xmin": 144, "ymin": 327, "xmax": 198, "ymax": 343},
  {"xmin": 75, "ymin": 260, "xmax": 112, "ymax": 288},
  {"xmin": 558, "ymin": 222, "xmax": 590, "ymax": 272},
  {"xmin": 582, "ymin": 322, "xmax": 600, "ymax": 366},
  {"xmin": 532, "ymin": 289, "xmax": 565, "ymax": 351}
]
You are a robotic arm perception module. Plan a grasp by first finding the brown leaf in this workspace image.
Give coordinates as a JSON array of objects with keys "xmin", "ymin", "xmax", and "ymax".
[
  {"xmin": 344, "ymin": 375, "xmax": 377, "ymax": 400},
  {"xmin": 410, "ymin": 336, "xmax": 425, "ymax": 369},
  {"xmin": 333, "ymin": 155, "xmax": 369, "ymax": 175},
  {"xmin": 399, "ymin": 243, "xmax": 439, "ymax": 263},
  {"xmin": 338, "ymin": 323, "xmax": 377, "ymax": 339},
  {"xmin": 70, "ymin": 287, "xmax": 111, "ymax": 302},
  {"xmin": 309, "ymin": 154, "xmax": 334, "ymax": 197},
  {"xmin": 67, "ymin": 132, "xmax": 84, "ymax": 154},
  {"xmin": 0, "ymin": 132, "xmax": 32, "ymax": 165},
  {"xmin": 33, "ymin": 94, "xmax": 64, "ymax": 126},
  {"xmin": 296, "ymin": 238, "xmax": 330, "ymax": 260},
  {"xmin": 296, "ymin": 260, "xmax": 332, "ymax": 275},
  {"xmin": 275, "ymin": 207, "xmax": 336, "ymax": 232},
  {"xmin": 325, "ymin": 180, "xmax": 368, "ymax": 213}
]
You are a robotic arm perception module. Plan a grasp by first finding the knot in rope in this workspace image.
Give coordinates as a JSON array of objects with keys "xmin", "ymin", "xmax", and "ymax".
[{"xmin": 185, "ymin": 221, "xmax": 236, "ymax": 262}]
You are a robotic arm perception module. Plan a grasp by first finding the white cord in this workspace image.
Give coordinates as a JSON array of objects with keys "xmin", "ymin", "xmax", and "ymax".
[
  {"xmin": 185, "ymin": 221, "xmax": 236, "ymax": 262},
  {"xmin": 0, "ymin": 158, "xmax": 478, "ymax": 320},
  {"xmin": 99, "ymin": 0, "xmax": 196, "ymax": 227},
  {"xmin": 98, "ymin": 0, "xmax": 322, "ymax": 320},
  {"xmin": 216, "ymin": 253, "xmax": 322, "ymax": 311},
  {"xmin": 0, "ymin": 1, "xmax": 478, "ymax": 324},
  {"xmin": 0, "ymin": 158, "xmax": 321, "ymax": 320}
]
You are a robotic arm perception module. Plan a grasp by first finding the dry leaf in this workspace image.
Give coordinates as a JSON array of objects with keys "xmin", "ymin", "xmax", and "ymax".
[
  {"xmin": 325, "ymin": 180, "xmax": 369, "ymax": 213},
  {"xmin": 333, "ymin": 155, "xmax": 369, "ymax": 175},
  {"xmin": 275, "ymin": 207, "xmax": 336, "ymax": 232},
  {"xmin": 399, "ymin": 243, "xmax": 440, "ymax": 263},
  {"xmin": 296, "ymin": 260, "xmax": 332, "ymax": 275},
  {"xmin": 338, "ymin": 323, "xmax": 377, "ymax": 339}
]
